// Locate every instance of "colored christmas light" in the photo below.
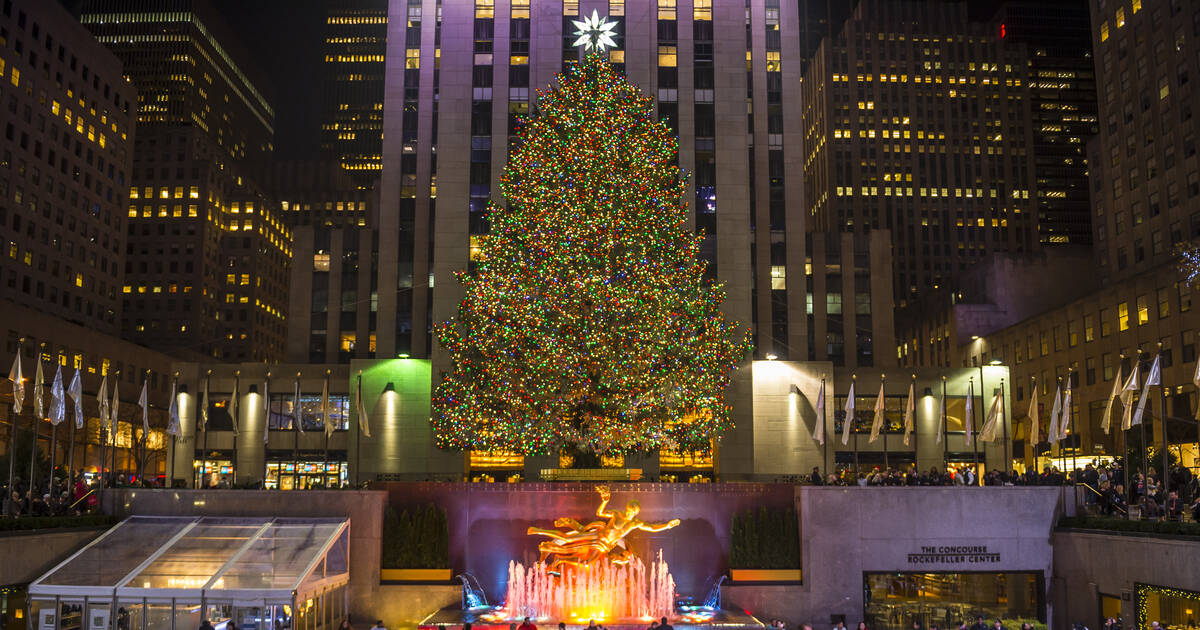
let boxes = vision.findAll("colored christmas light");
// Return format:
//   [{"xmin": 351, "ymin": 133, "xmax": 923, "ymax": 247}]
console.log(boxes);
[{"xmin": 432, "ymin": 52, "xmax": 752, "ymax": 456}]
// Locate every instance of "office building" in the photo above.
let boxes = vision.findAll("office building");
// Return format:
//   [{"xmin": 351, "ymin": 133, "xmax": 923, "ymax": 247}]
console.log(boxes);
[
  {"xmin": 803, "ymin": 0, "xmax": 1038, "ymax": 306},
  {"xmin": 322, "ymin": 0, "xmax": 387, "ymax": 189},
  {"xmin": 81, "ymin": 0, "xmax": 291, "ymax": 362}
]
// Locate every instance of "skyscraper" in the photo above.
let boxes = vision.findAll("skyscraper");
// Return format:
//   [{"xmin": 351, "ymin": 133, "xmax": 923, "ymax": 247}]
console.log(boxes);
[
  {"xmin": 81, "ymin": 0, "xmax": 291, "ymax": 361},
  {"xmin": 803, "ymin": 0, "xmax": 1038, "ymax": 306},
  {"xmin": 321, "ymin": 0, "xmax": 387, "ymax": 189}
]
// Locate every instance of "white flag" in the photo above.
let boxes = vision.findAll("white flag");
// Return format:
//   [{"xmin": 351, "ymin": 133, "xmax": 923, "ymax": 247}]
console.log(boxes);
[
  {"xmin": 1048, "ymin": 384, "xmax": 1063, "ymax": 444},
  {"xmin": 69, "ymin": 368, "xmax": 83, "ymax": 429},
  {"xmin": 935, "ymin": 393, "xmax": 946, "ymax": 444},
  {"xmin": 1101, "ymin": 365, "xmax": 1122, "ymax": 435},
  {"xmin": 230, "ymin": 375, "xmax": 240, "ymax": 436},
  {"xmin": 840, "ymin": 381, "xmax": 856, "ymax": 445},
  {"xmin": 98, "ymin": 373, "xmax": 110, "ymax": 431},
  {"xmin": 902, "ymin": 382, "xmax": 915, "ymax": 446},
  {"xmin": 49, "ymin": 364, "xmax": 66, "ymax": 426},
  {"xmin": 964, "ymin": 382, "xmax": 975, "ymax": 440},
  {"xmin": 1132, "ymin": 354, "xmax": 1161, "ymax": 427},
  {"xmin": 1027, "ymin": 383, "xmax": 1040, "ymax": 445},
  {"xmin": 1061, "ymin": 381, "xmax": 1073, "ymax": 440},
  {"xmin": 199, "ymin": 375, "xmax": 209, "ymax": 431},
  {"xmin": 34, "ymin": 355, "xmax": 45, "ymax": 419},
  {"xmin": 8, "ymin": 351, "xmax": 23, "ymax": 415},
  {"xmin": 356, "ymin": 374, "xmax": 371, "ymax": 439},
  {"xmin": 1120, "ymin": 362, "xmax": 1140, "ymax": 431},
  {"xmin": 322, "ymin": 375, "xmax": 334, "ymax": 438},
  {"xmin": 166, "ymin": 379, "xmax": 181, "ymax": 437},
  {"xmin": 1194, "ymin": 359, "xmax": 1200, "ymax": 420},
  {"xmin": 293, "ymin": 377, "xmax": 304, "ymax": 433},
  {"xmin": 980, "ymin": 389, "xmax": 1003, "ymax": 442},
  {"xmin": 869, "ymin": 381, "xmax": 885, "ymax": 443},
  {"xmin": 138, "ymin": 377, "xmax": 149, "ymax": 436}
]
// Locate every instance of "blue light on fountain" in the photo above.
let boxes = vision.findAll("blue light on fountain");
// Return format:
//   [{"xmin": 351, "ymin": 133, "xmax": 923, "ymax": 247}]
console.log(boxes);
[{"xmin": 457, "ymin": 574, "xmax": 490, "ymax": 610}]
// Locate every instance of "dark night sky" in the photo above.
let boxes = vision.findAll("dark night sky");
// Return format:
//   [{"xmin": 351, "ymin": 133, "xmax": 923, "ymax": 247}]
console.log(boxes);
[{"xmin": 211, "ymin": 0, "xmax": 327, "ymax": 159}]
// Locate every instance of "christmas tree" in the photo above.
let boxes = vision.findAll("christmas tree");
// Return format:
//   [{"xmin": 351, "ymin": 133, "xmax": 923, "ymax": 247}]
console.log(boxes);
[{"xmin": 432, "ymin": 51, "xmax": 751, "ymax": 456}]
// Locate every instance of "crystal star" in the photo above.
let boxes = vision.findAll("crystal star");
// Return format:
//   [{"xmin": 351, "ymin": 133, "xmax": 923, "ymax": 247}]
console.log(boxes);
[{"xmin": 571, "ymin": 9, "xmax": 618, "ymax": 52}]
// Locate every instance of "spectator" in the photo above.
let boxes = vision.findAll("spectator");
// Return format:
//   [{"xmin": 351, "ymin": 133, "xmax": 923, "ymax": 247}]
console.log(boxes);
[
  {"xmin": 660, "ymin": 617, "xmax": 674, "ymax": 630},
  {"xmin": 1165, "ymin": 491, "xmax": 1184, "ymax": 520},
  {"xmin": 519, "ymin": 618, "xmax": 538, "ymax": 630},
  {"xmin": 370, "ymin": 620, "xmax": 386, "ymax": 630}
]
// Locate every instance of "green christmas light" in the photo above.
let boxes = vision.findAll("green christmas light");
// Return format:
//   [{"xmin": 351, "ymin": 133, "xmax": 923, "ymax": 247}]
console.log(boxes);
[{"xmin": 431, "ymin": 52, "xmax": 751, "ymax": 456}]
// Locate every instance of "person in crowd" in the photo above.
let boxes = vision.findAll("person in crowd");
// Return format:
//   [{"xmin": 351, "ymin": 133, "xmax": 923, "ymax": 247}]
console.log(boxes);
[
  {"xmin": 856, "ymin": 622, "xmax": 868, "ymax": 630},
  {"xmin": 1101, "ymin": 617, "xmax": 1120, "ymax": 630},
  {"xmin": 646, "ymin": 621, "xmax": 659, "ymax": 630},
  {"xmin": 970, "ymin": 616, "xmax": 989, "ymax": 630},
  {"xmin": 585, "ymin": 621, "xmax": 599, "ymax": 630},
  {"xmin": 198, "ymin": 620, "xmax": 215, "ymax": 630},
  {"xmin": 518, "ymin": 618, "xmax": 537, "ymax": 630},
  {"xmin": 1165, "ymin": 490, "xmax": 1184, "ymax": 519},
  {"xmin": 833, "ymin": 621, "xmax": 847, "ymax": 630},
  {"xmin": 659, "ymin": 617, "xmax": 674, "ymax": 630},
  {"xmin": 809, "ymin": 467, "xmax": 824, "ymax": 485},
  {"xmin": 991, "ymin": 619, "xmax": 1007, "ymax": 630},
  {"xmin": 369, "ymin": 620, "xmax": 386, "ymax": 630}
]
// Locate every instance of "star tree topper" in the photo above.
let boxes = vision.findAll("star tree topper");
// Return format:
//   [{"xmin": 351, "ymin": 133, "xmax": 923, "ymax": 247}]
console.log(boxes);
[{"xmin": 572, "ymin": 10, "xmax": 618, "ymax": 52}]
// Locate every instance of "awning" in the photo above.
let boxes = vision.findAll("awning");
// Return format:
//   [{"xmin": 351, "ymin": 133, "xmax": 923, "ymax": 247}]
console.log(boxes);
[{"xmin": 29, "ymin": 516, "xmax": 350, "ymax": 605}]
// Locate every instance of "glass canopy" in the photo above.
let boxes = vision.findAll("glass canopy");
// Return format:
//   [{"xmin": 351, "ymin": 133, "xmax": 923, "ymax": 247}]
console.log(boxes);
[{"xmin": 29, "ymin": 516, "xmax": 350, "ymax": 605}]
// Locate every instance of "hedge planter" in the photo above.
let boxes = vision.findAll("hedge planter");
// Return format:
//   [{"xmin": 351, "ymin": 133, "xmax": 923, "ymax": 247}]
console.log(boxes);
[
  {"xmin": 730, "ymin": 569, "xmax": 803, "ymax": 582},
  {"xmin": 380, "ymin": 568, "xmax": 453, "ymax": 582}
]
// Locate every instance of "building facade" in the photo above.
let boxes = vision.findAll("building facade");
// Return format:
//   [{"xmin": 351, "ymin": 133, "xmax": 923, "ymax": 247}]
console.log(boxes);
[
  {"xmin": 80, "ymin": 0, "xmax": 292, "ymax": 362},
  {"xmin": 803, "ymin": 0, "xmax": 1039, "ymax": 306},
  {"xmin": 321, "ymin": 0, "xmax": 387, "ymax": 189}
]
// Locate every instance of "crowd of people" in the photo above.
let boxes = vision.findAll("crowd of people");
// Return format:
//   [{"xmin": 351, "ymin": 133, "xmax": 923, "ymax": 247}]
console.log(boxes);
[{"xmin": 1, "ymin": 471, "xmax": 101, "ymax": 518}]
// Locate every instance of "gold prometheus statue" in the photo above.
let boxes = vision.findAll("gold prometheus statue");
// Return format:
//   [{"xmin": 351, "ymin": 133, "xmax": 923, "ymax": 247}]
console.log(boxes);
[{"xmin": 527, "ymin": 485, "xmax": 681, "ymax": 571}]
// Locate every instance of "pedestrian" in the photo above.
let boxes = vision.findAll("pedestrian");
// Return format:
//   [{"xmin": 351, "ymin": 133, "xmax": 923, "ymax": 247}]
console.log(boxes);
[
  {"xmin": 857, "ymin": 622, "xmax": 868, "ymax": 630},
  {"xmin": 660, "ymin": 618, "xmax": 674, "ymax": 630},
  {"xmin": 198, "ymin": 620, "xmax": 214, "ymax": 630},
  {"xmin": 991, "ymin": 620, "xmax": 1007, "ymax": 630},
  {"xmin": 338, "ymin": 617, "xmax": 354, "ymax": 630},
  {"xmin": 971, "ymin": 616, "xmax": 988, "ymax": 630},
  {"xmin": 370, "ymin": 620, "xmax": 386, "ymax": 630},
  {"xmin": 833, "ymin": 622, "xmax": 847, "ymax": 630},
  {"xmin": 647, "ymin": 620, "xmax": 659, "ymax": 630},
  {"xmin": 519, "ymin": 617, "xmax": 538, "ymax": 630},
  {"xmin": 585, "ymin": 620, "xmax": 599, "ymax": 630}
]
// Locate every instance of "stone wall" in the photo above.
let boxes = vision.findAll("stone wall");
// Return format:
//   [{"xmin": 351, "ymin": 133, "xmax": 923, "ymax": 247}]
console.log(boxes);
[
  {"xmin": 0, "ymin": 528, "xmax": 105, "ymax": 586},
  {"xmin": 1051, "ymin": 530, "xmax": 1200, "ymax": 630}
]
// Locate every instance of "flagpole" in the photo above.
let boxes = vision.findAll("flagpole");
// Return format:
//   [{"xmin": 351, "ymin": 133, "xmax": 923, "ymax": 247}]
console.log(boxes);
[
  {"xmin": 67, "ymin": 402, "xmax": 76, "ymax": 497},
  {"xmin": 941, "ymin": 376, "xmax": 948, "ymax": 474},
  {"xmin": 294, "ymin": 371, "xmax": 301, "ymax": 491},
  {"xmin": 6, "ymin": 338, "xmax": 22, "ymax": 507},
  {"xmin": 911, "ymin": 374, "xmax": 917, "ymax": 476},
  {"xmin": 47, "ymin": 353, "xmax": 60, "ymax": 501},
  {"xmin": 323, "ymin": 369, "xmax": 331, "ymax": 486},
  {"xmin": 1069, "ymin": 368, "xmax": 1078, "ymax": 508},
  {"xmin": 852, "ymin": 374, "xmax": 860, "ymax": 479},
  {"xmin": 355, "ymin": 371, "xmax": 363, "ymax": 487},
  {"xmin": 261, "ymin": 370, "xmax": 269, "ymax": 488},
  {"xmin": 1158, "ymin": 342, "xmax": 1170, "ymax": 499},
  {"xmin": 1030, "ymin": 376, "xmax": 1037, "ymax": 475},
  {"xmin": 882, "ymin": 373, "xmax": 889, "ymax": 472},
  {"xmin": 139, "ymin": 370, "xmax": 150, "ymax": 484},
  {"xmin": 231, "ymin": 370, "xmax": 240, "ymax": 488},
  {"xmin": 820, "ymin": 375, "xmax": 827, "ymax": 479},
  {"xmin": 169, "ymin": 373, "xmax": 178, "ymax": 488},
  {"xmin": 1001, "ymin": 378, "xmax": 1009, "ymax": 473},
  {"xmin": 973, "ymin": 372, "xmax": 981, "ymax": 485},
  {"xmin": 111, "ymin": 371, "xmax": 119, "ymax": 486},
  {"xmin": 200, "ymin": 370, "xmax": 210, "ymax": 488},
  {"xmin": 1137, "ymin": 351, "xmax": 1148, "ymax": 497},
  {"xmin": 29, "ymin": 343, "xmax": 44, "ymax": 498}
]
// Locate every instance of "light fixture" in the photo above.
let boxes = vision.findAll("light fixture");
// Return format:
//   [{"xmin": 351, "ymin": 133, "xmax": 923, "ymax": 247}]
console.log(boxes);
[
  {"xmin": 397, "ymin": 353, "xmax": 410, "ymax": 359},
  {"xmin": 970, "ymin": 335, "xmax": 980, "ymax": 341},
  {"xmin": 178, "ymin": 384, "xmax": 189, "ymax": 394},
  {"xmin": 766, "ymin": 353, "xmax": 779, "ymax": 360},
  {"xmin": 789, "ymin": 384, "xmax": 802, "ymax": 396},
  {"xmin": 989, "ymin": 359, "xmax": 1002, "ymax": 365},
  {"xmin": 248, "ymin": 384, "xmax": 259, "ymax": 394},
  {"xmin": 382, "ymin": 382, "xmax": 396, "ymax": 393},
  {"xmin": 922, "ymin": 387, "xmax": 933, "ymax": 397}
]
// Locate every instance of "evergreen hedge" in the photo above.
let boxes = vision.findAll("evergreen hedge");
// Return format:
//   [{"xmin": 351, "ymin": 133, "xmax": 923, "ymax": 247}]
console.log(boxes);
[
  {"xmin": 1058, "ymin": 515, "xmax": 1200, "ymax": 537},
  {"xmin": 0, "ymin": 514, "xmax": 118, "ymax": 532},
  {"xmin": 381, "ymin": 504, "xmax": 450, "ymax": 569},
  {"xmin": 729, "ymin": 506, "xmax": 800, "ymax": 569}
]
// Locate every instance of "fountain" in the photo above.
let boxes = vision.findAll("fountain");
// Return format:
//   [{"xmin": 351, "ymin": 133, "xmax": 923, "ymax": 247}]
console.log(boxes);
[{"xmin": 418, "ymin": 486, "xmax": 765, "ymax": 630}]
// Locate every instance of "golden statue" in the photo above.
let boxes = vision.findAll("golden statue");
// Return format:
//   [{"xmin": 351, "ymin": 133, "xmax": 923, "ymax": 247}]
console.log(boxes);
[{"xmin": 527, "ymin": 485, "xmax": 681, "ymax": 571}]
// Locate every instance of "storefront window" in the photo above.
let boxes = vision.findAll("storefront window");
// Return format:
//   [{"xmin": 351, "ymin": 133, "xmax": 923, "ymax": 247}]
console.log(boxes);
[
  {"xmin": 864, "ymin": 572, "xmax": 1044, "ymax": 630},
  {"xmin": 268, "ymin": 395, "xmax": 350, "ymax": 432},
  {"xmin": 1137, "ymin": 583, "xmax": 1200, "ymax": 630},
  {"xmin": 195, "ymin": 458, "xmax": 234, "ymax": 489},
  {"xmin": 265, "ymin": 461, "xmax": 347, "ymax": 490}
]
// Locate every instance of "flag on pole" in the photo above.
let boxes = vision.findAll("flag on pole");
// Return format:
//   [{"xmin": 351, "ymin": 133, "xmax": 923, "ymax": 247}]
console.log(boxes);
[
  {"xmin": 98, "ymin": 373, "xmax": 110, "ymax": 432},
  {"xmin": 869, "ymin": 381, "xmax": 885, "ymax": 443},
  {"xmin": 199, "ymin": 374, "xmax": 210, "ymax": 431},
  {"xmin": 8, "ymin": 350, "xmax": 23, "ymax": 415},
  {"xmin": 49, "ymin": 364, "xmax": 66, "ymax": 426},
  {"xmin": 1120, "ymin": 362, "xmax": 1140, "ymax": 430},
  {"xmin": 840, "ymin": 381, "xmax": 856, "ymax": 445},
  {"xmin": 293, "ymin": 376, "xmax": 304, "ymax": 433},
  {"xmin": 1132, "ymin": 354, "xmax": 1161, "ymax": 427},
  {"xmin": 229, "ymin": 374, "xmax": 240, "ymax": 436},
  {"xmin": 69, "ymin": 368, "xmax": 83, "ymax": 429},
  {"xmin": 166, "ymin": 378, "xmax": 181, "ymax": 437},
  {"xmin": 902, "ymin": 382, "xmax": 915, "ymax": 446},
  {"xmin": 322, "ymin": 374, "xmax": 334, "ymax": 439},
  {"xmin": 34, "ymin": 354, "xmax": 45, "ymax": 419},
  {"xmin": 964, "ymin": 382, "xmax": 975, "ymax": 440},
  {"xmin": 935, "ymin": 392, "xmax": 946, "ymax": 444},
  {"xmin": 980, "ymin": 389, "xmax": 1004, "ymax": 442},
  {"xmin": 138, "ymin": 377, "xmax": 149, "ymax": 436},
  {"xmin": 1101, "ymin": 365, "xmax": 1122, "ymax": 434},
  {"xmin": 1194, "ymin": 359, "xmax": 1200, "ymax": 420},
  {"xmin": 1027, "ymin": 383, "xmax": 1040, "ymax": 445},
  {"xmin": 262, "ymin": 374, "xmax": 270, "ymax": 443},
  {"xmin": 355, "ymin": 374, "xmax": 371, "ymax": 439},
  {"xmin": 1048, "ymin": 383, "xmax": 1063, "ymax": 444}
]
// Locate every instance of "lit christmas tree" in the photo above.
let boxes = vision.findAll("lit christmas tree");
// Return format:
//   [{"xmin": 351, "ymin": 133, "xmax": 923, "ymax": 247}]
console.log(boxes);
[{"xmin": 432, "ymin": 50, "xmax": 751, "ymax": 457}]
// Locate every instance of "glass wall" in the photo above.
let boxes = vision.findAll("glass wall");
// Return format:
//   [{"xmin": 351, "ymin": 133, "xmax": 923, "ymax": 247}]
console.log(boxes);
[
  {"xmin": 265, "ymin": 461, "xmax": 347, "ymax": 490},
  {"xmin": 864, "ymin": 572, "xmax": 1044, "ymax": 630},
  {"xmin": 1137, "ymin": 583, "xmax": 1200, "ymax": 630}
]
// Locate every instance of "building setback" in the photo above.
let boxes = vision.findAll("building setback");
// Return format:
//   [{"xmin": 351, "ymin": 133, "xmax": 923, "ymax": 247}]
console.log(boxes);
[
  {"xmin": 321, "ymin": 0, "xmax": 387, "ymax": 190},
  {"xmin": 81, "ymin": 0, "xmax": 291, "ymax": 362},
  {"xmin": 803, "ymin": 0, "xmax": 1038, "ymax": 307}
]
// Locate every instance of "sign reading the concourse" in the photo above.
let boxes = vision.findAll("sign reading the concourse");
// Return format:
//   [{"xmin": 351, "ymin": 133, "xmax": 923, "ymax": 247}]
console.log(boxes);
[{"xmin": 907, "ymin": 545, "xmax": 1001, "ymax": 565}]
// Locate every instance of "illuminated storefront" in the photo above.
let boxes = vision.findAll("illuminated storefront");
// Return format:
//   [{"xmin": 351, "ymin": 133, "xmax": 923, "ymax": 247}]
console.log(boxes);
[
  {"xmin": 265, "ymin": 461, "xmax": 348, "ymax": 490},
  {"xmin": 1137, "ymin": 584, "xmax": 1200, "ymax": 630},
  {"xmin": 865, "ymin": 572, "xmax": 1045, "ymax": 630}
]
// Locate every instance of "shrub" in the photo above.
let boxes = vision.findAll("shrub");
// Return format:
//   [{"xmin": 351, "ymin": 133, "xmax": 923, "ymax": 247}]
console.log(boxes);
[
  {"xmin": 0, "ymin": 514, "xmax": 118, "ymax": 532},
  {"xmin": 381, "ymin": 504, "xmax": 450, "ymax": 568},
  {"xmin": 729, "ymin": 505, "xmax": 800, "ymax": 569}
]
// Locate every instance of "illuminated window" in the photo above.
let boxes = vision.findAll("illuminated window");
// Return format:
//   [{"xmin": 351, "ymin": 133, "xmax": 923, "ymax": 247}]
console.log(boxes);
[
  {"xmin": 340, "ymin": 333, "xmax": 356, "ymax": 352},
  {"xmin": 1118, "ymin": 302, "xmax": 1130, "ymax": 331},
  {"xmin": 1137, "ymin": 295, "xmax": 1150, "ymax": 325},
  {"xmin": 189, "ymin": 186, "xmax": 199, "ymax": 199},
  {"xmin": 766, "ymin": 51, "xmax": 781, "ymax": 72},
  {"xmin": 1116, "ymin": 8, "xmax": 1125, "ymax": 28},
  {"xmin": 406, "ymin": 48, "xmax": 420, "ymax": 69},
  {"xmin": 474, "ymin": 0, "xmax": 494, "ymax": 18},
  {"xmin": 512, "ymin": 0, "xmax": 530, "ymax": 17},
  {"xmin": 1132, "ymin": 0, "xmax": 1141, "ymax": 13},
  {"xmin": 1100, "ymin": 21, "xmax": 1109, "ymax": 41},
  {"xmin": 314, "ymin": 253, "xmax": 330, "ymax": 271},
  {"xmin": 658, "ymin": 46, "xmax": 677, "ymax": 67},
  {"xmin": 657, "ymin": 0, "xmax": 675, "ymax": 19},
  {"xmin": 770, "ymin": 266, "xmax": 786, "ymax": 290},
  {"xmin": 693, "ymin": 0, "xmax": 711, "ymax": 20}
]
